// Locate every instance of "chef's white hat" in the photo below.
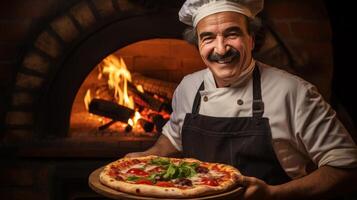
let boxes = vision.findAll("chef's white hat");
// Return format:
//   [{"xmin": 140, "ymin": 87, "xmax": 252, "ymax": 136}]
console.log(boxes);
[{"xmin": 179, "ymin": 0, "xmax": 264, "ymax": 27}]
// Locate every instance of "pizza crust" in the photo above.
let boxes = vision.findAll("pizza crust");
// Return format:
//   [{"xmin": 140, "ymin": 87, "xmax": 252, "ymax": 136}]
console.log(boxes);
[
  {"xmin": 100, "ymin": 174, "xmax": 238, "ymax": 198},
  {"xmin": 99, "ymin": 155, "xmax": 241, "ymax": 198}
]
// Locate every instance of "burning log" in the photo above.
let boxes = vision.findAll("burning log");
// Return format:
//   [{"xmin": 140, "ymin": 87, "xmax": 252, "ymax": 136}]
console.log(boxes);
[
  {"xmin": 137, "ymin": 118, "xmax": 154, "ymax": 132},
  {"xmin": 131, "ymin": 73, "xmax": 178, "ymax": 99},
  {"xmin": 89, "ymin": 98, "xmax": 135, "ymax": 123},
  {"xmin": 98, "ymin": 120, "xmax": 117, "ymax": 131},
  {"xmin": 150, "ymin": 114, "xmax": 168, "ymax": 133},
  {"xmin": 125, "ymin": 124, "xmax": 133, "ymax": 132},
  {"xmin": 127, "ymin": 82, "xmax": 167, "ymax": 112}
]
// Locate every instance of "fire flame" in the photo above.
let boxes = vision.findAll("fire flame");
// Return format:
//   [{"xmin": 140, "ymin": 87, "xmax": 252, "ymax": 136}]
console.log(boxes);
[
  {"xmin": 136, "ymin": 85, "xmax": 144, "ymax": 93},
  {"xmin": 84, "ymin": 89, "xmax": 92, "ymax": 110},
  {"xmin": 82, "ymin": 54, "xmax": 170, "ymax": 133},
  {"xmin": 128, "ymin": 111, "xmax": 141, "ymax": 127},
  {"xmin": 100, "ymin": 55, "xmax": 134, "ymax": 109}
]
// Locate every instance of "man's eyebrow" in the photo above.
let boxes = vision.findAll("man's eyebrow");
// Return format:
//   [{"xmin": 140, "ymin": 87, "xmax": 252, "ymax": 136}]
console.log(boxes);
[{"xmin": 199, "ymin": 27, "xmax": 243, "ymax": 39}]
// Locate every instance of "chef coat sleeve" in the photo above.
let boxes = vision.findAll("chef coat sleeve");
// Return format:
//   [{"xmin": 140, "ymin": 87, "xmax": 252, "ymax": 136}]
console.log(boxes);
[
  {"xmin": 295, "ymin": 83, "xmax": 357, "ymax": 168},
  {"xmin": 161, "ymin": 81, "xmax": 185, "ymax": 152}
]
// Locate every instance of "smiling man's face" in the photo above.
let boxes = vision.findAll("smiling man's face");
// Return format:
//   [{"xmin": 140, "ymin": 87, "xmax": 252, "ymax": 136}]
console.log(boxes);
[{"xmin": 197, "ymin": 12, "xmax": 254, "ymax": 87}]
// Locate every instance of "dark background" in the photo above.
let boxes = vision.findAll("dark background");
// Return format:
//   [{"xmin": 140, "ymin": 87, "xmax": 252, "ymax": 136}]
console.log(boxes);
[{"xmin": 325, "ymin": 0, "xmax": 357, "ymax": 129}]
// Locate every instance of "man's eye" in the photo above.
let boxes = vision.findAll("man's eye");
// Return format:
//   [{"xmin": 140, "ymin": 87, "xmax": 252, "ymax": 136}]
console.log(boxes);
[
  {"xmin": 201, "ymin": 37, "xmax": 213, "ymax": 42},
  {"xmin": 226, "ymin": 32, "xmax": 239, "ymax": 38}
]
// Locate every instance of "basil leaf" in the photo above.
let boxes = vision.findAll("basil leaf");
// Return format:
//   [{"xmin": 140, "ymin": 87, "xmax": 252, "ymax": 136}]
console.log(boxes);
[
  {"xmin": 189, "ymin": 162, "xmax": 199, "ymax": 168},
  {"xmin": 178, "ymin": 162, "xmax": 198, "ymax": 177},
  {"xmin": 179, "ymin": 162, "xmax": 198, "ymax": 168},
  {"xmin": 178, "ymin": 166, "xmax": 190, "ymax": 178},
  {"xmin": 150, "ymin": 160, "xmax": 200, "ymax": 180},
  {"xmin": 150, "ymin": 157, "xmax": 170, "ymax": 166},
  {"xmin": 187, "ymin": 166, "xmax": 197, "ymax": 177},
  {"xmin": 126, "ymin": 176, "xmax": 140, "ymax": 181},
  {"xmin": 163, "ymin": 164, "xmax": 178, "ymax": 180},
  {"xmin": 147, "ymin": 173, "xmax": 158, "ymax": 183}
]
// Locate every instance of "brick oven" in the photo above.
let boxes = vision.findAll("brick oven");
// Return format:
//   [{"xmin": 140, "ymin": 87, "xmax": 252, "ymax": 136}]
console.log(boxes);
[{"xmin": 0, "ymin": 0, "xmax": 355, "ymax": 200}]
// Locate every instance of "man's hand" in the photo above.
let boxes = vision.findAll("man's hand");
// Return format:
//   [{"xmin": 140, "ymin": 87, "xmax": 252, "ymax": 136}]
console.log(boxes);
[
  {"xmin": 237, "ymin": 166, "xmax": 357, "ymax": 200},
  {"xmin": 237, "ymin": 175, "xmax": 276, "ymax": 200},
  {"xmin": 125, "ymin": 151, "xmax": 152, "ymax": 158}
]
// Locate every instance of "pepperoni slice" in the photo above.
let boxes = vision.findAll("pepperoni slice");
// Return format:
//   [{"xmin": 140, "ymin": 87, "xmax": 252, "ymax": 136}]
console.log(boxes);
[
  {"xmin": 108, "ymin": 170, "xmax": 119, "ymax": 177},
  {"xmin": 127, "ymin": 168, "xmax": 149, "ymax": 176},
  {"xmin": 212, "ymin": 164, "xmax": 220, "ymax": 171},
  {"xmin": 201, "ymin": 177, "xmax": 219, "ymax": 186}
]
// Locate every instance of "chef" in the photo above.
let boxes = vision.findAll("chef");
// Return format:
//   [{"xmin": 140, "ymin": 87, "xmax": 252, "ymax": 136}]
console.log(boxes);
[{"xmin": 126, "ymin": 0, "xmax": 357, "ymax": 199}]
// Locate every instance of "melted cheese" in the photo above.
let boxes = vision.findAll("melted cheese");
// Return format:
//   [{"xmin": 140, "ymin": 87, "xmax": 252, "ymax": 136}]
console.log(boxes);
[
  {"xmin": 209, "ymin": 170, "xmax": 225, "ymax": 178},
  {"xmin": 123, "ymin": 163, "xmax": 146, "ymax": 173},
  {"xmin": 143, "ymin": 165, "xmax": 158, "ymax": 172}
]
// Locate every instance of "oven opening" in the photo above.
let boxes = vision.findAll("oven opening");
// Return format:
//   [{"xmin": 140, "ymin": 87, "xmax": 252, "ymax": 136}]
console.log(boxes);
[{"xmin": 69, "ymin": 38, "xmax": 204, "ymax": 139}]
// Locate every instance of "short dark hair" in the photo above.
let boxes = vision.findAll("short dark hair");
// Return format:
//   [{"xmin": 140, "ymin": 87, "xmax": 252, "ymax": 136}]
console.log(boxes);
[{"xmin": 183, "ymin": 16, "xmax": 262, "ymax": 45}]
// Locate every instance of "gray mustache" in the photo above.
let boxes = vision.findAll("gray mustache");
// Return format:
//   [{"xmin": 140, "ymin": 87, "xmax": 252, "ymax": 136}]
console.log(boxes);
[{"xmin": 208, "ymin": 48, "xmax": 240, "ymax": 62}]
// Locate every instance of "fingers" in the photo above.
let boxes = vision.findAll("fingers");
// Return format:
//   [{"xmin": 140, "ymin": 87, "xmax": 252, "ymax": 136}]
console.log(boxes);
[
  {"xmin": 238, "ymin": 175, "xmax": 248, "ymax": 187},
  {"xmin": 125, "ymin": 151, "xmax": 154, "ymax": 158},
  {"xmin": 238, "ymin": 175, "xmax": 257, "ymax": 187},
  {"xmin": 125, "ymin": 152, "xmax": 146, "ymax": 158},
  {"xmin": 238, "ymin": 176, "xmax": 271, "ymax": 200}
]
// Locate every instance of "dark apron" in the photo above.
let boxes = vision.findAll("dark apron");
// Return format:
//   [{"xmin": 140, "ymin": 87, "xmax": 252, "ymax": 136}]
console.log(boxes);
[{"xmin": 182, "ymin": 66, "xmax": 291, "ymax": 185}]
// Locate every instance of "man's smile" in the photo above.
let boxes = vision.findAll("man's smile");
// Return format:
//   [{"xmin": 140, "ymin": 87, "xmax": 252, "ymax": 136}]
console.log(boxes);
[
  {"xmin": 208, "ymin": 48, "xmax": 240, "ymax": 64},
  {"xmin": 216, "ymin": 54, "xmax": 238, "ymax": 64}
]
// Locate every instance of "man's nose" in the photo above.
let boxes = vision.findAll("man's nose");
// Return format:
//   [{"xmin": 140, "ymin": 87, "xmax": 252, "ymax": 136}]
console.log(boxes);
[{"xmin": 214, "ymin": 36, "xmax": 229, "ymax": 55}]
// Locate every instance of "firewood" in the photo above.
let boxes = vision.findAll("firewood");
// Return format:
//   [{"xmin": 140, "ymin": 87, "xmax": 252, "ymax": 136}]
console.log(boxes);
[
  {"xmin": 88, "ymin": 98, "xmax": 135, "ymax": 123},
  {"xmin": 125, "ymin": 124, "xmax": 133, "ymax": 132},
  {"xmin": 127, "ymin": 82, "xmax": 165, "ymax": 111},
  {"xmin": 150, "ymin": 114, "xmax": 168, "ymax": 133},
  {"xmin": 98, "ymin": 120, "xmax": 117, "ymax": 130},
  {"xmin": 137, "ymin": 118, "xmax": 154, "ymax": 132},
  {"xmin": 131, "ymin": 73, "xmax": 178, "ymax": 99}
]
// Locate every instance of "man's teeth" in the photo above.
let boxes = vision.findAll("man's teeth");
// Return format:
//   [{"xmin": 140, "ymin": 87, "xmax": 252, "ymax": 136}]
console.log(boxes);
[{"xmin": 217, "ymin": 57, "xmax": 233, "ymax": 63}]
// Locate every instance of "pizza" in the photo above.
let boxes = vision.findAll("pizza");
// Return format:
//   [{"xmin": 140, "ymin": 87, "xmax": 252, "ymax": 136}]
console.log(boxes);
[{"xmin": 99, "ymin": 155, "xmax": 241, "ymax": 198}]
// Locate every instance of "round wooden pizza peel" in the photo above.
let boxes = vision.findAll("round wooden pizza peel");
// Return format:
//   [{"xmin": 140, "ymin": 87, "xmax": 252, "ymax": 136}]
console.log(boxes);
[{"xmin": 89, "ymin": 167, "xmax": 244, "ymax": 200}]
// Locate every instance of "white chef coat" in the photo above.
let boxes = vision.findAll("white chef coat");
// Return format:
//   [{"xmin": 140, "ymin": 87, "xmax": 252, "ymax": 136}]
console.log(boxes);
[{"xmin": 162, "ymin": 59, "xmax": 357, "ymax": 179}]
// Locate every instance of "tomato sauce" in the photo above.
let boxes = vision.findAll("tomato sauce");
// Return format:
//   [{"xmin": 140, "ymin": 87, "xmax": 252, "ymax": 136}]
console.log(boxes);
[
  {"xmin": 155, "ymin": 181, "xmax": 174, "ymax": 187},
  {"xmin": 135, "ymin": 179, "xmax": 153, "ymax": 185}
]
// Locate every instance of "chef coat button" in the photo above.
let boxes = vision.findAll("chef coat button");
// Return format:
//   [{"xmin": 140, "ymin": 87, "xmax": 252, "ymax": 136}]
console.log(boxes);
[
  {"xmin": 237, "ymin": 99, "xmax": 244, "ymax": 105},
  {"xmin": 203, "ymin": 96, "xmax": 208, "ymax": 102}
]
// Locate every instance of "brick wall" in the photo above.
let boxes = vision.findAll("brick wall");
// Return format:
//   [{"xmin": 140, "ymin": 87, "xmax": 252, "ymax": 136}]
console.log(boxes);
[
  {"xmin": 115, "ymin": 39, "xmax": 204, "ymax": 83},
  {"xmin": 0, "ymin": 0, "xmax": 69, "ymax": 135},
  {"xmin": 0, "ymin": 162, "xmax": 50, "ymax": 200},
  {"xmin": 0, "ymin": 1, "xmax": 91, "ymax": 200}
]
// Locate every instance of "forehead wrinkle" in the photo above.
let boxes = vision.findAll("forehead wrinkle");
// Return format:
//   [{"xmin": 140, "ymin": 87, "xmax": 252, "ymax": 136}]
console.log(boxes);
[{"xmin": 196, "ymin": 12, "xmax": 246, "ymax": 35}]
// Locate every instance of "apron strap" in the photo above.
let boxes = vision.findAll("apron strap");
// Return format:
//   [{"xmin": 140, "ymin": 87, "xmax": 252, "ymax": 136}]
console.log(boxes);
[
  {"xmin": 252, "ymin": 65, "xmax": 264, "ymax": 118},
  {"xmin": 192, "ymin": 82, "xmax": 205, "ymax": 114}
]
